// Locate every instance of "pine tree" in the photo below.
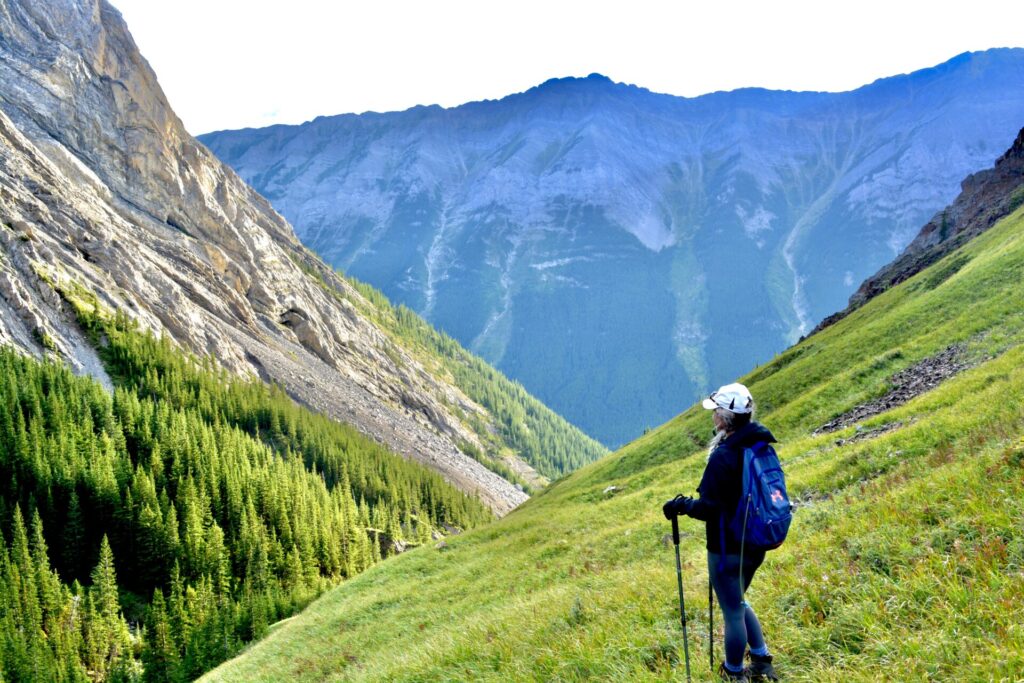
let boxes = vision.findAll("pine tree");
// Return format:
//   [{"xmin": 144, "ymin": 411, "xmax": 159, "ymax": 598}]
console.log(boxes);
[
  {"xmin": 84, "ymin": 535, "xmax": 131, "ymax": 679},
  {"xmin": 167, "ymin": 563, "xmax": 189, "ymax": 654},
  {"xmin": 62, "ymin": 489, "xmax": 86, "ymax": 582},
  {"xmin": 10, "ymin": 506, "xmax": 41, "ymax": 636},
  {"xmin": 30, "ymin": 510, "xmax": 61, "ymax": 625},
  {"xmin": 141, "ymin": 590, "xmax": 181, "ymax": 683}
]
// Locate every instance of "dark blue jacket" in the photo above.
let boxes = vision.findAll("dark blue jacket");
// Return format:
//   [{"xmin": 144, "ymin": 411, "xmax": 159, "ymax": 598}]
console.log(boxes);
[{"xmin": 688, "ymin": 421, "xmax": 777, "ymax": 553}]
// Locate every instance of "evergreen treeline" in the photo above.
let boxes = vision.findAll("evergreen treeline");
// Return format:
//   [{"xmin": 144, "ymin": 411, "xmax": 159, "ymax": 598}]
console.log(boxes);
[
  {"xmin": 0, "ymin": 312, "xmax": 491, "ymax": 681},
  {"xmin": 344, "ymin": 276, "xmax": 608, "ymax": 478}
]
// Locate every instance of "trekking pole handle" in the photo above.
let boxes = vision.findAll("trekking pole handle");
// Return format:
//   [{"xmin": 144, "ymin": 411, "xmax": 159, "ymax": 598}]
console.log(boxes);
[{"xmin": 671, "ymin": 514, "xmax": 680, "ymax": 546}]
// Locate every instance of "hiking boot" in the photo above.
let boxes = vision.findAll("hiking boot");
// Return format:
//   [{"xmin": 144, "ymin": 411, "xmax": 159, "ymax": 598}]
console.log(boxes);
[
  {"xmin": 747, "ymin": 652, "xmax": 779, "ymax": 681},
  {"xmin": 718, "ymin": 662, "xmax": 750, "ymax": 681}
]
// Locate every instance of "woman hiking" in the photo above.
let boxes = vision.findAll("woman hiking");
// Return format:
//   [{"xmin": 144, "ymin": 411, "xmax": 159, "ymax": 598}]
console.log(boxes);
[{"xmin": 663, "ymin": 382, "xmax": 780, "ymax": 681}]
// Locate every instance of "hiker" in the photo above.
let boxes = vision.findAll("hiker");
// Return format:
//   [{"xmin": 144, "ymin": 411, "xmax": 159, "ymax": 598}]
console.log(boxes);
[{"xmin": 663, "ymin": 382, "xmax": 780, "ymax": 681}]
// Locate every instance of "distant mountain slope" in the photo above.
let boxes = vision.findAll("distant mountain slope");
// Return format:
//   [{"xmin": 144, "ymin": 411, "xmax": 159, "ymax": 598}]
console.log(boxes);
[
  {"xmin": 841, "ymin": 125, "xmax": 1024, "ymax": 316},
  {"xmin": 202, "ymin": 141, "xmax": 1024, "ymax": 683},
  {"xmin": 201, "ymin": 49, "xmax": 1024, "ymax": 447},
  {"xmin": 0, "ymin": 0, "xmax": 604, "ymax": 515}
]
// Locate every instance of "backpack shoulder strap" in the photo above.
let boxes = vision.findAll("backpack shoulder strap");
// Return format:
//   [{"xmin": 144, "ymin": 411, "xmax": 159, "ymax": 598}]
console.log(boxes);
[{"xmin": 740, "ymin": 441, "xmax": 767, "ymax": 497}]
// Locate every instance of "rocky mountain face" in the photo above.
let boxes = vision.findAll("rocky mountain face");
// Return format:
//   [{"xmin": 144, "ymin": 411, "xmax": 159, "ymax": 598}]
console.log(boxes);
[
  {"xmin": 833, "ymin": 125, "xmax": 1024, "ymax": 318},
  {"xmin": 201, "ymin": 50, "xmax": 1024, "ymax": 447},
  {"xmin": 0, "ymin": 0, "xmax": 555, "ymax": 514}
]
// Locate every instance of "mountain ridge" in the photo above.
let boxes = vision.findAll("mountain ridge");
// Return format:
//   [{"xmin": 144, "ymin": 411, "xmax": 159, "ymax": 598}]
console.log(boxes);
[
  {"xmin": 201, "ymin": 48, "xmax": 1024, "ymax": 446},
  {"xmin": 200, "ymin": 49, "xmax": 1011, "ymax": 136}
]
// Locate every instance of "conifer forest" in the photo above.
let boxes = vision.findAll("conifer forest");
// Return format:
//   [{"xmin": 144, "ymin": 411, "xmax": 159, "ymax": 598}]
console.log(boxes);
[{"xmin": 0, "ymin": 310, "xmax": 491, "ymax": 681}]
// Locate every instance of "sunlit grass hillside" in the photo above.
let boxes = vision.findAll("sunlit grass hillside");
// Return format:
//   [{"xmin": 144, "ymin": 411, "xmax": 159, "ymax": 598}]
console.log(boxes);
[{"xmin": 203, "ymin": 206, "xmax": 1024, "ymax": 682}]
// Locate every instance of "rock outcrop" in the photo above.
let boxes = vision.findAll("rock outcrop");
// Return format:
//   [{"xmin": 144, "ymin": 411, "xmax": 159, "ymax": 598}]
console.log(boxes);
[
  {"xmin": 0, "ymin": 0, "xmax": 528, "ymax": 513},
  {"xmin": 816, "ymin": 126, "xmax": 1024, "ymax": 332},
  {"xmin": 849, "ymin": 126, "xmax": 1024, "ymax": 308}
]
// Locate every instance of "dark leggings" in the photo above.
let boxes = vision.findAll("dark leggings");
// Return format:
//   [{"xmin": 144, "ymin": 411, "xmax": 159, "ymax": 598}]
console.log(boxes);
[{"xmin": 708, "ymin": 550, "xmax": 767, "ymax": 668}]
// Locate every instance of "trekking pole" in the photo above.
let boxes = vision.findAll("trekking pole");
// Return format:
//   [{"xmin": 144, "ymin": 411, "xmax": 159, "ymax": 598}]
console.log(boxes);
[
  {"xmin": 709, "ymin": 578, "xmax": 714, "ymax": 671},
  {"xmin": 671, "ymin": 515, "xmax": 692, "ymax": 683}
]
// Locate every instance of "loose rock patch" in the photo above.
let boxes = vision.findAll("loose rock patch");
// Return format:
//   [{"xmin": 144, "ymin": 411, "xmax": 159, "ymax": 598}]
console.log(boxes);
[
  {"xmin": 816, "ymin": 344, "xmax": 968, "ymax": 433},
  {"xmin": 832, "ymin": 421, "xmax": 905, "ymax": 447}
]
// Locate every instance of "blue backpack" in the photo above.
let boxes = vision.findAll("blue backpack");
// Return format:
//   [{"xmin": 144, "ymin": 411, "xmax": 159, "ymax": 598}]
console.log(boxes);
[{"xmin": 727, "ymin": 441, "xmax": 792, "ymax": 551}]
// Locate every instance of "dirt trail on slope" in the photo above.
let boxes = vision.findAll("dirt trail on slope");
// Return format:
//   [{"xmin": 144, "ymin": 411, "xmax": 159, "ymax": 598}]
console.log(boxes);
[{"xmin": 815, "ymin": 344, "xmax": 968, "ymax": 434}]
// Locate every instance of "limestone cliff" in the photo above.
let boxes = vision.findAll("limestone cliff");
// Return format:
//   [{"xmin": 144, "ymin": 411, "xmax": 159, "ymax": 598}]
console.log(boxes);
[
  {"xmin": 849, "ymin": 126, "xmax": 1024, "ymax": 306},
  {"xmin": 815, "ymin": 125, "xmax": 1024, "ymax": 332},
  {"xmin": 0, "ymin": 0, "xmax": 530, "ymax": 513}
]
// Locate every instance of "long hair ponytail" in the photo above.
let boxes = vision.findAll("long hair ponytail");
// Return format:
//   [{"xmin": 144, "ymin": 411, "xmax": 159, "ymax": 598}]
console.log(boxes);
[{"xmin": 706, "ymin": 405, "xmax": 755, "ymax": 458}]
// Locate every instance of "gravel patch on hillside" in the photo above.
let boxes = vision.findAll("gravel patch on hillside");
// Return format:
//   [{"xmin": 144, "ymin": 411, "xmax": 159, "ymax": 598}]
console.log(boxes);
[{"xmin": 816, "ymin": 344, "xmax": 968, "ymax": 433}]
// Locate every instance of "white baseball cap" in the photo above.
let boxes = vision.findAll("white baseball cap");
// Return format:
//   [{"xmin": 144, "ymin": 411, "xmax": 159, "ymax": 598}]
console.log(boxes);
[{"xmin": 702, "ymin": 382, "xmax": 754, "ymax": 414}]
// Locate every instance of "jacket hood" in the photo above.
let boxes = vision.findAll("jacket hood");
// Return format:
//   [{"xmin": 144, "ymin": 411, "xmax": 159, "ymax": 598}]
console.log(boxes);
[{"xmin": 724, "ymin": 421, "xmax": 777, "ymax": 448}]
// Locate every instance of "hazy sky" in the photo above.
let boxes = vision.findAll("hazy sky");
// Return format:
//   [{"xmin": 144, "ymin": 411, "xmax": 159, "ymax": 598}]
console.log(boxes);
[{"xmin": 111, "ymin": 0, "xmax": 1024, "ymax": 135}]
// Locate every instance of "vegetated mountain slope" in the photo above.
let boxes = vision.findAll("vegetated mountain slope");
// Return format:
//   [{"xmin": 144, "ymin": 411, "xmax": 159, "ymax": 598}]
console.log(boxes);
[
  {"xmin": 201, "ymin": 49, "xmax": 1024, "ymax": 447},
  {"xmin": 0, "ymin": 315, "xmax": 495, "ymax": 681},
  {"xmin": 0, "ymin": 0, "xmax": 604, "ymax": 514},
  {"xmin": 203, "ymin": 196, "xmax": 1024, "ymax": 677}
]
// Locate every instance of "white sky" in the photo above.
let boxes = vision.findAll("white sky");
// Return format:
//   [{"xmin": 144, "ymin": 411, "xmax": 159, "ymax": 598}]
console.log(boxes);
[{"xmin": 110, "ymin": 0, "xmax": 1024, "ymax": 136}]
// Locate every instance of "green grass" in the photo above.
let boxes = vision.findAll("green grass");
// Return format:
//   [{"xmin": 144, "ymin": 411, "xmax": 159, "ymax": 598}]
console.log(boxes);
[{"xmin": 202, "ymin": 206, "xmax": 1024, "ymax": 682}]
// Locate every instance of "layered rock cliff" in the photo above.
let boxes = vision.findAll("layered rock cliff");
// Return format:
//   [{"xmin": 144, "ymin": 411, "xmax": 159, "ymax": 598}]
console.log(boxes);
[
  {"xmin": 0, "ymin": 0, "xmax": 544, "ymax": 513},
  {"xmin": 813, "ymin": 125, "xmax": 1024, "ymax": 333},
  {"xmin": 848, "ymin": 126, "xmax": 1024, "ymax": 308}
]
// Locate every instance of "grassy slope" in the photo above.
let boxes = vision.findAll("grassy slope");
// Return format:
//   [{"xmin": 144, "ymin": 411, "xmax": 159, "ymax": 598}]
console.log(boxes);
[{"xmin": 203, "ymin": 208, "xmax": 1024, "ymax": 682}]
